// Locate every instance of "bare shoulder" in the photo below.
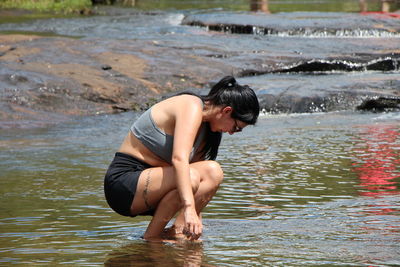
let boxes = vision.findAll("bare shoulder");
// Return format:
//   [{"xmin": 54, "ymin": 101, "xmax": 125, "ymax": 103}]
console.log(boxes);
[
  {"xmin": 151, "ymin": 94, "xmax": 203, "ymax": 126},
  {"xmin": 161, "ymin": 94, "xmax": 203, "ymax": 113},
  {"xmin": 172, "ymin": 94, "xmax": 202, "ymax": 106}
]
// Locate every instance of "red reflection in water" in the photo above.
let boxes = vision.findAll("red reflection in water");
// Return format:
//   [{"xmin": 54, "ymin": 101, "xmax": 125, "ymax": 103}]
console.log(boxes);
[{"xmin": 352, "ymin": 125, "xmax": 400, "ymax": 198}]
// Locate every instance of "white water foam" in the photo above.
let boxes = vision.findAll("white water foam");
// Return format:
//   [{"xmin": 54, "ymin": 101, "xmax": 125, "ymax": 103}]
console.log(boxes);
[
  {"xmin": 373, "ymin": 111, "xmax": 400, "ymax": 121},
  {"xmin": 166, "ymin": 13, "xmax": 185, "ymax": 26}
]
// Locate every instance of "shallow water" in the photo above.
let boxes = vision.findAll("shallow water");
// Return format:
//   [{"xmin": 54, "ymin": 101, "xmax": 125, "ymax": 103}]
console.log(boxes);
[
  {"xmin": 1, "ymin": 0, "xmax": 400, "ymax": 265},
  {"xmin": 1, "ymin": 110, "xmax": 399, "ymax": 266}
]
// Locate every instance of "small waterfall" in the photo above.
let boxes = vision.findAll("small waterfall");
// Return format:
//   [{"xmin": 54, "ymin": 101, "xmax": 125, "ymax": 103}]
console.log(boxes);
[
  {"xmin": 185, "ymin": 20, "xmax": 400, "ymax": 38},
  {"xmin": 182, "ymin": 12, "xmax": 400, "ymax": 38}
]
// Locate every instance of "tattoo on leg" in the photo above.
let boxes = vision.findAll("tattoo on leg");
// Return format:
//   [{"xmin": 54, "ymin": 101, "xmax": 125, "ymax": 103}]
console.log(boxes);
[{"xmin": 143, "ymin": 169, "xmax": 153, "ymax": 211}]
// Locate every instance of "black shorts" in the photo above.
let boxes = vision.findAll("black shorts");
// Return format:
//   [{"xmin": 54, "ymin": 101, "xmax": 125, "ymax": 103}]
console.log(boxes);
[{"xmin": 104, "ymin": 152, "xmax": 154, "ymax": 217}]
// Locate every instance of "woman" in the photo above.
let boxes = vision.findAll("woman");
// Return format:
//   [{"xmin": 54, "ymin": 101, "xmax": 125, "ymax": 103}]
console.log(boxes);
[{"xmin": 104, "ymin": 76, "xmax": 259, "ymax": 242}]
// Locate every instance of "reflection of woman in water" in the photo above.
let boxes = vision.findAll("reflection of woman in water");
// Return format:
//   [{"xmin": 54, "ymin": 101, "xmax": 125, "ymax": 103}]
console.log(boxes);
[{"xmin": 104, "ymin": 76, "xmax": 259, "ymax": 241}]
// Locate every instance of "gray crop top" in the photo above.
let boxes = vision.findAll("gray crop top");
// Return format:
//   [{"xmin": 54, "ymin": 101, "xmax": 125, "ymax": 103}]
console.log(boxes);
[{"xmin": 131, "ymin": 108, "xmax": 207, "ymax": 164}]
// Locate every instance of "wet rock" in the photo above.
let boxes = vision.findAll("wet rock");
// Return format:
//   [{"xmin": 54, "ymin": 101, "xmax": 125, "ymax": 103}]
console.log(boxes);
[
  {"xmin": 0, "ymin": 34, "xmax": 228, "ymax": 127},
  {"xmin": 366, "ymin": 58, "xmax": 400, "ymax": 71},
  {"xmin": 81, "ymin": 90, "xmax": 118, "ymax": 104},
  {"xmin": 258, "ymin": 93, "xmax": 356, "ymax": 114},
  {"xmin": 268, "ymin": 57, "xmax": 400, "ymax": 74},
  {"xmin": 1, "ymin": 9, "xmax": 400, "ymax": 128},
  {"xmin": 8, "ymin": 74, "xmax": 29, "ymax": 84},
  {"xmin": 182, "ymin": 12, "xmax": 400, "ymax": 37},
  {"xmin": 357, "ymin": 97, "xmax": 400, "ymax": 112},
  {"xmin": 278, "ymin": 60, "xmax": 362, "ymax": 73},
  {"xmin": 101, "ymin": 64, "xmax": 112, "ymax": 70},
  {"xmin": 111, "ymin": 104, "xmax": 130, "ymax": 112},
  {"xmin": 0, "ymin": 46, "xmax": 17, "ymax": 57},
  {"xmin": 249, "ymin": 68, "xmax": 400, "ymax": 114}
]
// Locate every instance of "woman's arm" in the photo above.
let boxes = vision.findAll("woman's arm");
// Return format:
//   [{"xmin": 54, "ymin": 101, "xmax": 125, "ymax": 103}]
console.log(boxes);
[{"xmin": 171, "ymin": 96, "xmax": 203, "ymax": 236}]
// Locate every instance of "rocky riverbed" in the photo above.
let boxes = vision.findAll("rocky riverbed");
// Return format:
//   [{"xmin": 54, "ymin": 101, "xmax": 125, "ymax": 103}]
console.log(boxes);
[{"xmin": 0, "ymin": 7, "xmax": 399, "ymax": 128}]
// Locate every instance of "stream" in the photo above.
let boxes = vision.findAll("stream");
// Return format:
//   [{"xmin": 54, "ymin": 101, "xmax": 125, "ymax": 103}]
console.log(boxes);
[{"xmin": 1, "ymin": 1, "xmax": 399, "ymax": 266}]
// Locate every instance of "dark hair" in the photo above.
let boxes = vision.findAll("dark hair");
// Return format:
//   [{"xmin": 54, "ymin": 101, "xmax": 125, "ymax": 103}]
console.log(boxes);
[
  {"xmin": 204, "ymin": 76, "xmax": 259, "ymax": 124},
  {"xmin": 200, "ymin": 76, "xmax": 260, "ymax": 160},
  {"xmin": 176, "ymin": 76, "xmax": 259, "ymax": 160}
]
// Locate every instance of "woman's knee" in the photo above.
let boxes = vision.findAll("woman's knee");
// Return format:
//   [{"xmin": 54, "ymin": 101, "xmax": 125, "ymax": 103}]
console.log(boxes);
[{"xmin": 203, "ymin": 161, "xmax": 224, "ymax": 186}]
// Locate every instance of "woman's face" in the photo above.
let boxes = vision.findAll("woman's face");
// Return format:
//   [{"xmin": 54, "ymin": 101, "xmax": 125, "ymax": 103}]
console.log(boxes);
[{"xmin": 210, "ymin": 106, "xmax": 247, "ymax": 135}]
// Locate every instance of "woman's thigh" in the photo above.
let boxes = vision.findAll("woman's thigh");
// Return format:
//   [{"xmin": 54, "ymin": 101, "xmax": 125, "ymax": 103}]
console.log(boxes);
[
  {"xmin": 131, "ymin": 160, "xmax": 224, "ymax": 215},
  {"xmin": 130, "ymin": 164, "xmax": 201, "ymax": 215}
]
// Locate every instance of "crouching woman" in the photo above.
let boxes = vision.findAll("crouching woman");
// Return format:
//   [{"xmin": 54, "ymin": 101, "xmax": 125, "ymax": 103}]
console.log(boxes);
[{"xmin": 104, "ymin": 76, "xmax": 259, "ymax": 241}]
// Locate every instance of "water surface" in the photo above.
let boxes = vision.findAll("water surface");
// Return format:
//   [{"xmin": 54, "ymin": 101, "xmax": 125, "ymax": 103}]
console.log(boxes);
[
  {"xmin": 1, "ymin": 1, "xmax": 400, "ymax": 266},
  {"xmin": 1, "ymin": 110, "xmax": 399, "ymax": 266}
]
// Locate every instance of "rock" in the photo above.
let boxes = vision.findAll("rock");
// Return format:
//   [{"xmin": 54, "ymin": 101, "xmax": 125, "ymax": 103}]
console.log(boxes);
[
  {"xmin": 182, "ymin": 12, "xmax": 400, "ymax": 37},
  {"xmin": 366, "ymin": 58, "xmax": 400, "ymax": 72},
  {"xmin": 101, "ymin": 64, "xmax": 112, "ymax": 70},
  {"xmin": 357, "ymin": 97, "xmax": 400, "ymax": 112},
  {"xmin": 1, "ymin": 9, "xmax": 400, "ymax": 128}
]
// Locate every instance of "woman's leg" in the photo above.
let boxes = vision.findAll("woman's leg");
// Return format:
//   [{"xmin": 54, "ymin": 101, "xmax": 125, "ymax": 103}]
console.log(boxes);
[
  {"xmin": 130, "ymin": 166, "xmax": 200, "ymax": 216},
  {"xmin": 171, "ymin": 161, "xmax": 224, "ymax": 234},
  {"xmin": 130, "ymin": 165, "xmax": 200, "ymax": 241},
  {"xmin": 130, "ymin": 160, "xmax": 223, "ymax": 241}
]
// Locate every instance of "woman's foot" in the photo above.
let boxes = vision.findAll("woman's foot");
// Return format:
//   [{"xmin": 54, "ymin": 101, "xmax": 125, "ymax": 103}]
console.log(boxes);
[
  {"xmin": 162, "ymin": 225, "xmax": 202, "ymax": 242},
  {"xmin": 162, "ymin": 225, "xmax": 185, "ymax": 239}
]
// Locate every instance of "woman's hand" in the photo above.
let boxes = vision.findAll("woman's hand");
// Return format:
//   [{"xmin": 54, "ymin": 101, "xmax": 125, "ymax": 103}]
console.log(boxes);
[{"xmin": 183, "ymin": 206, "xmax": 202, "ymax": 240}]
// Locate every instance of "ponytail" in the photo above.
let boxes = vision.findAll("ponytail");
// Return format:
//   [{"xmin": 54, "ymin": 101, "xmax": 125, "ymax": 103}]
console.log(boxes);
[{"xmin": 207, "ymin": 76, "xmax": 237, "ymax": 97}]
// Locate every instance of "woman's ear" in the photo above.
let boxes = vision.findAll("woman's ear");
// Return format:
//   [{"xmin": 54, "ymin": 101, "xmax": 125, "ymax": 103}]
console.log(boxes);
[{"xmin": 221, "ymin": 106, "xmax": 233, "ymax": 115}]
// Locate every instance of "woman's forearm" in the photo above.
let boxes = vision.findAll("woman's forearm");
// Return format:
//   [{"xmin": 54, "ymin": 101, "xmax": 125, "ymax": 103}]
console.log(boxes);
[{"xmin": 172, "ymin": 158, "xmax": 195, "ymax": 209}]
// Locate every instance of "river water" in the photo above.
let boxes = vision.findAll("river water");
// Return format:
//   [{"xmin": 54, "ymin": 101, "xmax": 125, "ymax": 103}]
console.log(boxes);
[
  {"xmin": 1, "ymin": 1, "xmax": 400, "ymax": 266},
  {"xmin": 1, "ymin": 110, "xmax": 399, "ymax": 266}
]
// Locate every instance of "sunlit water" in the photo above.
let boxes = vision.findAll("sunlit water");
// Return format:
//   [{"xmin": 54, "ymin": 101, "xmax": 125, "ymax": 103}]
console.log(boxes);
[
  {"xmin": 1, "ymin": 110, "xmax": 399, "ymax": 266},
  {"xmin": 1, "ymin": 0, "xmax": 400, "ymax": 265}
]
